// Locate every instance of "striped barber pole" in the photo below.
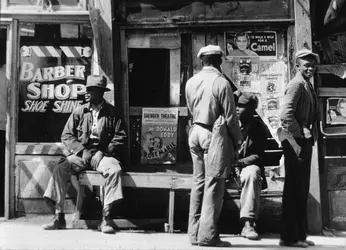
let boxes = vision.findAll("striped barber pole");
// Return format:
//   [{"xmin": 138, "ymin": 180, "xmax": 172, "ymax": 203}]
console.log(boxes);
[{"xmin": 20, "ymin": 46, "xmax": 92, "ymax": 58}]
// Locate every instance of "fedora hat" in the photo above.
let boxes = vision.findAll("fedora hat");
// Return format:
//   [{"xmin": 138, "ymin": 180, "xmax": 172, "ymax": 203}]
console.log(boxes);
[{"xmin": 86, "ymin": 75, "xmax": 110, "ymax": 92}]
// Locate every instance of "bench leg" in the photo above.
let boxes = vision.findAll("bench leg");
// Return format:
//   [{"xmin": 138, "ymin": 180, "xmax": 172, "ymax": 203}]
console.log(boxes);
[
  {"xmin": 73, "ymin": 184, "xmax": 85, "ymax": 221},
  {"xmin": 168, "ymin": 190, "xmax": 175, "ymax": 233}
]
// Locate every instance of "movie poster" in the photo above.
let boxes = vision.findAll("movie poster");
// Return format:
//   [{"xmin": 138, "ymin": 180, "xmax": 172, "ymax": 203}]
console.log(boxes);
[
  {"xmin": 141, "ymin": 108, "xmax": 178, "ymax": 164},
  {"xmin": 225, "ymin": 31, "xmax": 277, "ymax": 61},
  {"xmin": 326, "ymin": 97, "xmax": 346, "ymax": 125},
  {"xmin": 18, "ymin": 45, "xmax": 92, "ymax": 142}
]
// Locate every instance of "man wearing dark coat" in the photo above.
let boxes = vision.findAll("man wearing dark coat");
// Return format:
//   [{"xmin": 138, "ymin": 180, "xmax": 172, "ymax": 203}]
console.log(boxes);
[{"xmin": 42, "ymin": 75, "xmax": 127, "ymax": 234}]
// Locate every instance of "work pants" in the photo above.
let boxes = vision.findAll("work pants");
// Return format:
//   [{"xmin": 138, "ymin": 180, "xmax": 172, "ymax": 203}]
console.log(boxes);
[
  {"xmin": 239, "ymin": 165, "xmax": 262, "ymax": 220},
  {"xmin": 280, "ymin": 138, "xmax": 312, "ymax": 243},
  {"xmin": 44, "ymin": 154, "xmax": 123, "ymax": 212},
  {"xmin": 188, "ymin": 125, "xmax": 226, "ymax": 244}
]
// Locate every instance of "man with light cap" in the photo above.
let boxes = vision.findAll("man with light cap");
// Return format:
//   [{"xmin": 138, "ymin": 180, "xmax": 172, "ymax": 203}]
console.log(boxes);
[
  {"xmin": 185, "ymin": 45, "xmax": 242, "ymax": 247},
  {"xmin": 279, "ymin": 49, "xmax": 319, "ymax": 247},
  {"xmin": 42, "ymin": 75, "xmax": 127, "ymax": 234},
  {"xmin": 231, "ymin": 90, "xmax": 269, "ymax": 241}
]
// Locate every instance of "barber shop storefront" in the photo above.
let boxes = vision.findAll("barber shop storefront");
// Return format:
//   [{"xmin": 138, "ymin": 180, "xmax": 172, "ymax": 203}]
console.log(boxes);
[{"xmin": 2, "ymin": 0, "xmax": 345, "ymax": 234}]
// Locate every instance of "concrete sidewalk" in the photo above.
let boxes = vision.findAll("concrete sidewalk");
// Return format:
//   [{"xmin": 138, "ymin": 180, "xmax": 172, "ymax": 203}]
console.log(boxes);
[{"xmin": 0, "ymin": 216, "xmax": 345, "ymax": 250}]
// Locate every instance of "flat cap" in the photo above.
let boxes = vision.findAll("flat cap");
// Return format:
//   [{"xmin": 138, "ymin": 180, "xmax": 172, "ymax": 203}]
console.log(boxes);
[
  {"xmin": 197, "ymin": 45, "xmax": 224, "ymax": 59},
  {"xmin": 234, "ymin": 90, "xmax": 258, "ymax": 109},
  {"xmin": 295, "ymin": 49, "xmax": 320, "ymax": 63}
]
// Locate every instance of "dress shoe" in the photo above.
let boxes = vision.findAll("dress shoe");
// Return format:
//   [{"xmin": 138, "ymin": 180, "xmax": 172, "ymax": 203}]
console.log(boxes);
[
  {"xmin": 98, "ymin": 217, "xmax": 115, "ymax": 234},
  {"xmin": 279, "ymin": 240, "xmax": 308, "ymax": 248},
  {"xmin": 303, "ymin": 239, "xmax": 315, "ymax": 246},
  {"xmin": 198, "ymin": 238, "xmax": 232, "ymax": 247},
  {"xmin": 42, "ymin": 215, "xmax": 66, "ymax": 230},
  {"xmin": 241, "ymin": 220, "xmax": 260, "ymax": 240}
]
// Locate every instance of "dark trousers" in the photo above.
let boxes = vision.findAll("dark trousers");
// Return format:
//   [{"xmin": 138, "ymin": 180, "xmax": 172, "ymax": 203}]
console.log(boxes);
[{"xmin": 280, "ymin": 138, "xmax": 313, "ymax": 243}]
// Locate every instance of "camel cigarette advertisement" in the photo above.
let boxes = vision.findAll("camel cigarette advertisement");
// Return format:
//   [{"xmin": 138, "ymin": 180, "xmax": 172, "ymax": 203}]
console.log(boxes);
[
  {"xmin": 18, "ymin": 45, "xmax": 92, "ymax": 142},
  {"xmin": 224, "ymin": 31, "xmax": 277, "ymax": 61},
  {"xmin": 141, "ymin": 108, "xmax": 178, "ymax": 164},
  {"xmin": 326, "ymin": 97, "xmax": 346, "ymax": 125}
]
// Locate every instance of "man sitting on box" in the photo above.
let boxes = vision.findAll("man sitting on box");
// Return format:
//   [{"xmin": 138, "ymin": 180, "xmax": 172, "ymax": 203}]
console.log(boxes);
[
  {"xmin": 42, "ymin": 75, "xmax": 127, "ymax": 234},
  {"xmin": 231, "ymin": 90, "xmax": 269, "ymax": 240}
]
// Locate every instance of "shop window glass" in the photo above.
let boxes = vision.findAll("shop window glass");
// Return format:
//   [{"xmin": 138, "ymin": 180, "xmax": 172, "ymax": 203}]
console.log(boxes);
[
  {"xmin": 8, "ymin": 0, "xmax": 88, "ymax": 10},
  {"xmin": 18, "ymin": 23, "xmax": 92, "ymax": 142}
]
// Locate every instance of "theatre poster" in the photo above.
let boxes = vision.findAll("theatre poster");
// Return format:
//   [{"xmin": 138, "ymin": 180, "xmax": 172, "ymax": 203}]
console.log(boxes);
[
  {"xmin": 141, "ymin": 108, "xmax": 178, "ymax": 164},
  {"xmin": 18, "ymin": 45, "xmax": 92, "ymax": 142}
]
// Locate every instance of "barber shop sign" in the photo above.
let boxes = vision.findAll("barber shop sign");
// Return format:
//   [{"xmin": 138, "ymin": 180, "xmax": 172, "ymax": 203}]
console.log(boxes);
[{"xmin": 18, "ymin": 45, "xmax": 91, "ymax": 142}]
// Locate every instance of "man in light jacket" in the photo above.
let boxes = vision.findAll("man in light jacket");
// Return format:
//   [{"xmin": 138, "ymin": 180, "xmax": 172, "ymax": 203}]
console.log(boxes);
[{"xmin": 185, "ymin": 45, "xmax": 242, "ymax": 247}]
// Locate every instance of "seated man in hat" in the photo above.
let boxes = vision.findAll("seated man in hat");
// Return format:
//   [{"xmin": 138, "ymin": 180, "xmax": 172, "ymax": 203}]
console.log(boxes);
[
  {"xmin": 42, "ymin": 75, "xmax": 127, "ymax": 234},
  {"xmin": 230, "ymin": 90, "xmax": 269, "ymax": 240}
]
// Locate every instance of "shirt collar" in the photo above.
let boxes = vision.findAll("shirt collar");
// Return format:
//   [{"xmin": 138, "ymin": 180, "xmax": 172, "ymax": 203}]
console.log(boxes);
[
  {"xmin": 85, "ymin": 100, "xmax": 105, "ymax": 113},
  {"xmin": 201, "ymin": 66, "xmax": 222, "ymax": 75}
]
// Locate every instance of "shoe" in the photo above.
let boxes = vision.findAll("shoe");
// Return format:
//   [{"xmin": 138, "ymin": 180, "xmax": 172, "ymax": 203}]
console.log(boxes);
[
  {"xmin": 42, "ymin": 215, "xmax": 66, "ymax": 230},
  {"xmin": 241, "ymin": 221, "xmax": 260, "ymax": 240},
  {"xmin": 98, "ymin": 217, "xmax": 115, "ymax": 234},
  {"xmin": 279, "ymin": 240, "xmax": 308, "ymax": 248},
  {"xmin": 198, "ymin": 238, "xmax": 232, "ymax": 247},
  {"xmin": 303, "ymin": 240, "xmax": 315, "ymax": 246}
]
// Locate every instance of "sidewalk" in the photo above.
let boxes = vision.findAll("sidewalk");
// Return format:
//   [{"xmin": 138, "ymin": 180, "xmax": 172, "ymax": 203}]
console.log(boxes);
[{"xmin": 1, "ymin": 215, "xmax": 345, "ymax": 250}]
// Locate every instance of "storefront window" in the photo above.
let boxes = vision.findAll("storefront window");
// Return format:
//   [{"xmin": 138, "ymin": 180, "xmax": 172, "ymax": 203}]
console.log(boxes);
[
  {"xmin": 18, "ymin": 23, "xmax": 92, "ymax": 142},
  {"xmin": 8, "ymin": 0, "xmax": 88, "ymax": 10}
]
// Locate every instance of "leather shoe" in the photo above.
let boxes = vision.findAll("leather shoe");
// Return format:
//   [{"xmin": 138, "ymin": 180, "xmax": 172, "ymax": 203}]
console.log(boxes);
[
  {"xmin": 42, "ymin": 216, "xmax": 66, "ymax": 230},
  {"xmin": 98, "ymin": 217, "xmax": 115, "ymax": 234},
  {"xmin": 303, "ymin": 240, "xmax": 315, "ymax": 246},
  {"xmin": 198, "ymin": 238, "xmax": 232, "ymax": 247},
  {"xmin": 279, "ymin": 240, "xmax": 308, "ymax": 248},
  {"xmin": 241, "ymin": 221, "xmax": 259, "ymax": 240}
]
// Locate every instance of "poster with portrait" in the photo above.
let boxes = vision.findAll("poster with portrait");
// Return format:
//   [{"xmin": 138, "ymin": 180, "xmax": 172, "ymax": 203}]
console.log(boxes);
[
  {"xmin": 326, "ymin": 97, "xmax": 346, "ymax": 125},
  {"xmin": 141, "ymin": 108, "xmax": 178, "ymax": 164},
  {"xmin": 224, "ymin": 31, "xmax": 277, "ymax": 61},
  {"xmin": 18, "ymin": 45, "xmax": 92, "ymax": 142}
]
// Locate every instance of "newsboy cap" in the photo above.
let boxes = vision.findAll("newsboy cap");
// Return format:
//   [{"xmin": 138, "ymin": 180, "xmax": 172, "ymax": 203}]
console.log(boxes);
[
  {"xmin": 197, "ymin": 45, "xmax": 224, "ymax": 59},
  {"xmin": 234, "ymin": 90, "xmax": 258, "ymax": 109},
  {"xmin": 295, "ymin": 49, "xmax": 320, "ymax": 63},
  {"xmin": 86, "ymin": 75, "xmax": 110, "ymax": 92}
]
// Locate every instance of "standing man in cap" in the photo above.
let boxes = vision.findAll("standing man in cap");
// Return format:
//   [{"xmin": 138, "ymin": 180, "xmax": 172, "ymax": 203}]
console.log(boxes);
[
  {"xmin": 42, "ymin": 75, "xmax": 127, "ymax": 234},
  {"xmin": 231, "ymin": 90, "xmax": 269, "ymax": 241},
  {"xmin": 279, "ymin": 49, "xmax": 319, "ymax": 247},
  {"xmin": 185, "ymin": 45, "xmax": 242, "ymax": 247}
]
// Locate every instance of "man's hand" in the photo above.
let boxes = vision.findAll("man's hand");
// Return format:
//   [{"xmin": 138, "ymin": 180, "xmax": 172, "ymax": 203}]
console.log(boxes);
[
  {"xmin": 303, "ymin": 126, "xmax": 312, "ymax": 139},
  {"xmin": 81, "ymin": 148, "xmax": 97, "ymax": 165},
  {"xmin": 90, "ymin": 150, "xmax": 104, "ymax": 170}
]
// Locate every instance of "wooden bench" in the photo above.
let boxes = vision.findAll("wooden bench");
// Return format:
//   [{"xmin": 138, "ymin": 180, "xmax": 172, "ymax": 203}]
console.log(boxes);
[{"xmin": 72, "ymin": 171, "xmax": 193, "ymax": 232}]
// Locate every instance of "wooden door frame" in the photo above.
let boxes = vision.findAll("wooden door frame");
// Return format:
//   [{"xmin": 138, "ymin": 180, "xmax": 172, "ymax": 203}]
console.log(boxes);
[
  {"xmin": 3, "ymin": 17, "xmax": 18, "ymax": 219},
  {"xmin": 120, "ymin": 30, "xmax": 182, "ymax": 166}
]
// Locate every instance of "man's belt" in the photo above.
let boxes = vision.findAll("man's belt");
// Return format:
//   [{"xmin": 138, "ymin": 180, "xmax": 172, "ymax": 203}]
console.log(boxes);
[{"xmin": 193, "ymin": 122, "xmax": 213, "ymax": 131}]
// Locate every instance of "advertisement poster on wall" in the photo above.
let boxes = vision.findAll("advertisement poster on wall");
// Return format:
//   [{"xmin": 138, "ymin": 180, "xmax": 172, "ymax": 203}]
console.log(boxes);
[
  {"xmin": 224, "ymin": 31, "xmax": 277, "ymax": 61},
  {"xmin": 141, "ymin": 108, "xmax": 178, "ymax": 164},
  {"xmin": 232, "ymin": 60, "xmax": 287, "ymax": 142},
  {"xmin": 18, "ymin": 45, "xmax": 92, "ymax": 142},
  {"xmin": 326, "ymin": 97, "xmax": 346, "ymax": 125}
]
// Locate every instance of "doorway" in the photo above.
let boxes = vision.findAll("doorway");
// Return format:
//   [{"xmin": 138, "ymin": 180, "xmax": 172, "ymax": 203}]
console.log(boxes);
[
  {"xmin": 0, "ymin": 27, "xmax": 7, "ymax": 217},
  {"xmin": 128, "ymin": 48, "xmax": 170, "ymax": 107}
]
